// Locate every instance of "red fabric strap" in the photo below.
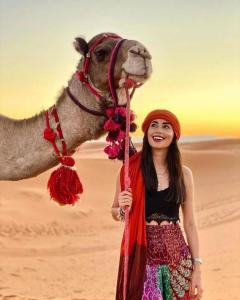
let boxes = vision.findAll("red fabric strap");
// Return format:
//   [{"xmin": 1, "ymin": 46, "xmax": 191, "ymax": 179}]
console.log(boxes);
[
  {"xmin": 84, "ymin": 34, "xmax": 121, "ymax": 74},
  {"xmin": 44, "ymin": 106, "xmax": 67, "ymax": 157},
  {"xmin": 51, "ymin": 107, "xmax": 67, "ymax": 156}
]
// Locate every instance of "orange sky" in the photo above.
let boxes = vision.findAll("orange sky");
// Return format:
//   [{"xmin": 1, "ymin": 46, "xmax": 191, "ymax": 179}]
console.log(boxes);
[{"xmin": 0, "ymin": 1, "xmax": 239, "ymax": 138}]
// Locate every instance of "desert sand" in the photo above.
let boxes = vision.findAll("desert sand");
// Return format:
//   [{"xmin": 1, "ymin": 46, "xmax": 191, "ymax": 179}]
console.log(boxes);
[{"xmin": 0, "ymin": 138, "xmax": 240, "ymax": 300}]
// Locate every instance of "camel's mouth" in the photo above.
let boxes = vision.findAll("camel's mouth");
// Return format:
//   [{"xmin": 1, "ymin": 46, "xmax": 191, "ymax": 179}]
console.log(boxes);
[
  {"xmin": 118, "ymin": 73, "xmax": 147, "ymax": 89},
  {"xmin": 115, "ymin": 57, "xmax": 152, "ymax": 105},
  {"xmin": 120, "ymin": 51, "xmax": 152, "ymax": 87},
  {"xmin": 127, "ymin": 72, "xmax": 149, "ymax": 82},
  {"xmin": 119, "ymin": 64, "xmax": 152, "ymax": 88}
]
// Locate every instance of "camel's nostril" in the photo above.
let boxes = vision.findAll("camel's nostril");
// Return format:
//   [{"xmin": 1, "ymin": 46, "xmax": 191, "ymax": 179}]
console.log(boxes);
[
  {"xmin": 129, "ymin": 49, "xmax": 139, "ymax": 55},
  {"xmin": 129, "ymin": 46, "xmax": 152, "ymax": 60}
]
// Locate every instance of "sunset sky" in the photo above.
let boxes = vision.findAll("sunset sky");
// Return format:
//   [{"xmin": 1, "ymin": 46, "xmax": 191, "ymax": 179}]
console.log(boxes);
[{"xmin": 0, "ymin": 0, "xmax": 239, "ymax": 137}]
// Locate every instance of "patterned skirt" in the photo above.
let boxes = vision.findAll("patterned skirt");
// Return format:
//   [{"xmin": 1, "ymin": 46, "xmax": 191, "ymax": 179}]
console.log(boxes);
[{"xmin": 141, "ymin": 223, "xmax": 193, "ymax": 300}]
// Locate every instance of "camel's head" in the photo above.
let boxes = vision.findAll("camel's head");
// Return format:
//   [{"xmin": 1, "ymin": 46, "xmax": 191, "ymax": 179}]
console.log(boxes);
[{"xmin": 73, "ymin": 32, "xmax": 152, "ymax": 104}]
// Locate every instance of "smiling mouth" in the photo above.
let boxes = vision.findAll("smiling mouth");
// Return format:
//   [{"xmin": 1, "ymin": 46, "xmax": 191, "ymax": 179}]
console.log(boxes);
[{"xmin": 152, "ymin": 135, "xmax": 165, "ymax": 142}]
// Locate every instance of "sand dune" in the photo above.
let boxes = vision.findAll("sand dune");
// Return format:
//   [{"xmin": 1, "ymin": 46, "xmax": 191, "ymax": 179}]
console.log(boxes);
[{"xmin": 0, "ymin": 138, "xmax": 240, "ymax": 300}]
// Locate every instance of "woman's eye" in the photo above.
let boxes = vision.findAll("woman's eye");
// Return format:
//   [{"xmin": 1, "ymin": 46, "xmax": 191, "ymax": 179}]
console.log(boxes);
[{"xmin": 150, "ymin": 123, "xmax": 169, "ymax": 128}]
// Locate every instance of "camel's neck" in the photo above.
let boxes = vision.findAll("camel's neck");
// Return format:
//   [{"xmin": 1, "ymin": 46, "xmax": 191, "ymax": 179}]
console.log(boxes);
[
  {"xmin": 55, "ymin": 75, "xmax": 108, "ymax": 150},
  {"xmin": 0, "ymin": 75, "xmax": 109, "ymax": 180}
]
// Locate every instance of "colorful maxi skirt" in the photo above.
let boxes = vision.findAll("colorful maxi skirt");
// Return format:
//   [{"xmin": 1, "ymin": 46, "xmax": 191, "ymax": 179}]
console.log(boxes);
[{"xmin": 141, "ymin": 223, "xmax": 193, "ymax": 300}]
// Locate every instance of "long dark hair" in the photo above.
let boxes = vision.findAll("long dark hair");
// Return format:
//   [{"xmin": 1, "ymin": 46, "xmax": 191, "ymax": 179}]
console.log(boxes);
[{"xmin": 140, "ymin": 132, "xmax": 186, "ymax": 205}]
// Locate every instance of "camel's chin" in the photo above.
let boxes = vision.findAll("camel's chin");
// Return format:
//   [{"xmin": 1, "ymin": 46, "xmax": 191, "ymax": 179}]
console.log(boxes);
[
  {"xmin": 118, "ymin": 73, "xmax": 149, "ymax": 88},
  {"xmin": 127, "ymin": 73, "xmax": 149, "ymax": 84}
]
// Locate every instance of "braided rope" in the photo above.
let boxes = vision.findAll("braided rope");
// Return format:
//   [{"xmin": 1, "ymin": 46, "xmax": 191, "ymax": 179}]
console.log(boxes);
[{"xmin": 123, "ymin": 85, "xmax": 131, "ymax": 300}]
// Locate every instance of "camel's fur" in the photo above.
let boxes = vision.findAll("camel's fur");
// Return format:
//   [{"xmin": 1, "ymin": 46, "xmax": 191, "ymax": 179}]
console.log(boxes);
[{"xmin": 0, "ymin": 33, "xmax": 152, "ymax": 180}]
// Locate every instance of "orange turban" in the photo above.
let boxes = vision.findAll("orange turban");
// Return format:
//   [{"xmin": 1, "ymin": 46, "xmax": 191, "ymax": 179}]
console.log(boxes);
[{"xmin": 141, "ymin": 109, "xmax": 181, "ymax": 141}]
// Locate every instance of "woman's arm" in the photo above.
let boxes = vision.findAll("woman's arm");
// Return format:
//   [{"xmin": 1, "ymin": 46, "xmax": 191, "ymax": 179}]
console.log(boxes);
[
  {"xmin": 181, "ymin": 165, "xmax": 204, "ymax": 298},
  {"xmin": 181, "ymin": 165, "xmax": 201, "ymax": 271}
]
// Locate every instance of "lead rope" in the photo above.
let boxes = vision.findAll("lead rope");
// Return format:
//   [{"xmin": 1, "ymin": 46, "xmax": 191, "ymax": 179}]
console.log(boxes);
[{"xmin": 123, "ymin": 80, "xmax": 134, "ymax": 300}]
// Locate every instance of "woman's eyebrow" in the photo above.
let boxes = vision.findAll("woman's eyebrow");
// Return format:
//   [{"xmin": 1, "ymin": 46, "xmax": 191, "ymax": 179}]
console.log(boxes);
[{"xmin": 151, "ymin": 121, "xmax": 170, "ymax": 125}]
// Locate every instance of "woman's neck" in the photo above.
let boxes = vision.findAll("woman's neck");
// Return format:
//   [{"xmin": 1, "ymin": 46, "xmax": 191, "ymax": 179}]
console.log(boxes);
[{"xmin": 152, "ymin": 148, "xmax": 168, "ymax": 169}]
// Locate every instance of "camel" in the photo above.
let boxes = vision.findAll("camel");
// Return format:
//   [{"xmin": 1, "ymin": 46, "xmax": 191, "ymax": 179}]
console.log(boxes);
[{"xmin": 0, "ymin": 33, "xmax": 152, "ymax": 181}]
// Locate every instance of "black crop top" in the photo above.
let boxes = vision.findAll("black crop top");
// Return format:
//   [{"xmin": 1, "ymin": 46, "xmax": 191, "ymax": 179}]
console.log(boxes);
[{"xmin": 145, "ymin": 187, "xmax": 180, "ymax": 225}]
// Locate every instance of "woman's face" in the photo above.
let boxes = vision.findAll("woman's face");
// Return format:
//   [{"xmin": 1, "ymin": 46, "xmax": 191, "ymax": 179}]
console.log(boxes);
[{"xmin": 147, "ymin": 118, "xmax": 175, "ymax": 149}]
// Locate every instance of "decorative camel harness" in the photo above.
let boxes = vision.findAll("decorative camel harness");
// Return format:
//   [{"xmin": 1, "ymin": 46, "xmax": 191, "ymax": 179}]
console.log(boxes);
[{"xmin": 43, "ymin": 33, "xmax": 141, "ymax": 300}]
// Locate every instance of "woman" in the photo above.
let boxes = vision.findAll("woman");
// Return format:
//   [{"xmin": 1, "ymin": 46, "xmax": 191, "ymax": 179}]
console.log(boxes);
[{"xmin": 111, "ymin": 109, "xmax": 203, "ymax": 300}]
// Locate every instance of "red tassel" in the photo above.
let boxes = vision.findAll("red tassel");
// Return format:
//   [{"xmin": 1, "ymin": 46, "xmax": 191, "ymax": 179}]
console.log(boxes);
[{"xmin": 47, "ymin": 156, "xmax": 83, "ymax": 205}]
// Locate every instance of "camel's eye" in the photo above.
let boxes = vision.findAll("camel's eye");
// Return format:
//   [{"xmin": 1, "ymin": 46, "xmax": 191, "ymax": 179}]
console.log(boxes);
[{"xmin": 94, "ymin": 47, "xmax": 111, "ymax": 61}]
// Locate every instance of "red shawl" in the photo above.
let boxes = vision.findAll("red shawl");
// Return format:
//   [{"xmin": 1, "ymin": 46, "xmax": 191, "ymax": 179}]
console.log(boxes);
[{"xmin": 116, "ymin": 150, "xmax": 147, "ymax": 300}]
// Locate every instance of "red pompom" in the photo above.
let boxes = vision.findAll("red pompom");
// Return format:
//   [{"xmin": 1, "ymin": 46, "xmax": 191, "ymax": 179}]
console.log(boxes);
[
  {"xmin": 106, "ymin": 107, "xmax": 115, "ymax": 117},
  {"xmin": 43, "ymin": 128, "xmax": 57, "ymax": 142},
  {"xmin": 103, "ymin": 119, "xmax": 121, "ymax": 131},
  {"xmin": 47, "ymin": 164, "xmax": 83, "ymax": 205}
]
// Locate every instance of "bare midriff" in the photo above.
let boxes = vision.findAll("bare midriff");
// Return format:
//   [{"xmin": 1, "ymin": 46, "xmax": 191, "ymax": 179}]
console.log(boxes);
[{"xmin": 145, "ymin": 220, "xmax": 179, "ymax": 226}]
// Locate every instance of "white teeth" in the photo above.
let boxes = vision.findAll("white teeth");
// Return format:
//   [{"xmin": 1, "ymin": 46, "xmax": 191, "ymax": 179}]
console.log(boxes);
[{"xmin": 152, "ymin": 136, "xmax": 164, "ymax": 141}]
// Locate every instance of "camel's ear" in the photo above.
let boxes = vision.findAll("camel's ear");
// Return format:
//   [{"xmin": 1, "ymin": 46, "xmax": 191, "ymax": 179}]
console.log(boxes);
[{"xmin": 73, "ymin": 37, "xmax": 89, "ymax": 56}]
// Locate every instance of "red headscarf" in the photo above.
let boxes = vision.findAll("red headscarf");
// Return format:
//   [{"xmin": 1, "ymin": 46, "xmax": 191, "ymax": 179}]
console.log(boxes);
[{"xmin": 141, "ymin": 109, "xmax": 181, "ymax": 141}]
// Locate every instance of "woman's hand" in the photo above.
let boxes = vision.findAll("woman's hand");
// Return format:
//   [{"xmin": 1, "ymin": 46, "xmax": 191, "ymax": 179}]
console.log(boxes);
[
  {"xmin": 118, "ymin": 187, "xmax": 133, "ymax": 212},
  {"xmin": 189, "ymin": 268, "xmax": 204, "ymax": 299}
]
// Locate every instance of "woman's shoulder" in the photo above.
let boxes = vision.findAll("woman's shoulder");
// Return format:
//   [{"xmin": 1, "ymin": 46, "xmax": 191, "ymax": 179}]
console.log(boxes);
[
  {"xmin": 182, "ymin": 164, "xmax": 192, "ymax": 174},
  {"xmin": 182, "ymin": 165, "xmax": 194, "ymax": 184}
]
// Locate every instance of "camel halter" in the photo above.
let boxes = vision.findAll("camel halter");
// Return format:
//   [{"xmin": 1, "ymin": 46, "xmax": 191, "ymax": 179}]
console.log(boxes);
[
  {"xmin": 43, "ymin": 33, "xmax": 140, "ymax": 300},
  {"xmin": 66, "ymin": 33, "xmax": 141, "ymax": 113}
]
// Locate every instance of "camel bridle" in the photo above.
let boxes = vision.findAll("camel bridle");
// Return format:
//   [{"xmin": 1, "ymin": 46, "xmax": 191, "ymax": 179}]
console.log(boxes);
[
  {"xmin": 66, "ymin": 33, "xmax": 142, "ymax": 117},
  {"xmin": 43, "ymin": 33, "xmax": 140, "ymax": 161}
]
